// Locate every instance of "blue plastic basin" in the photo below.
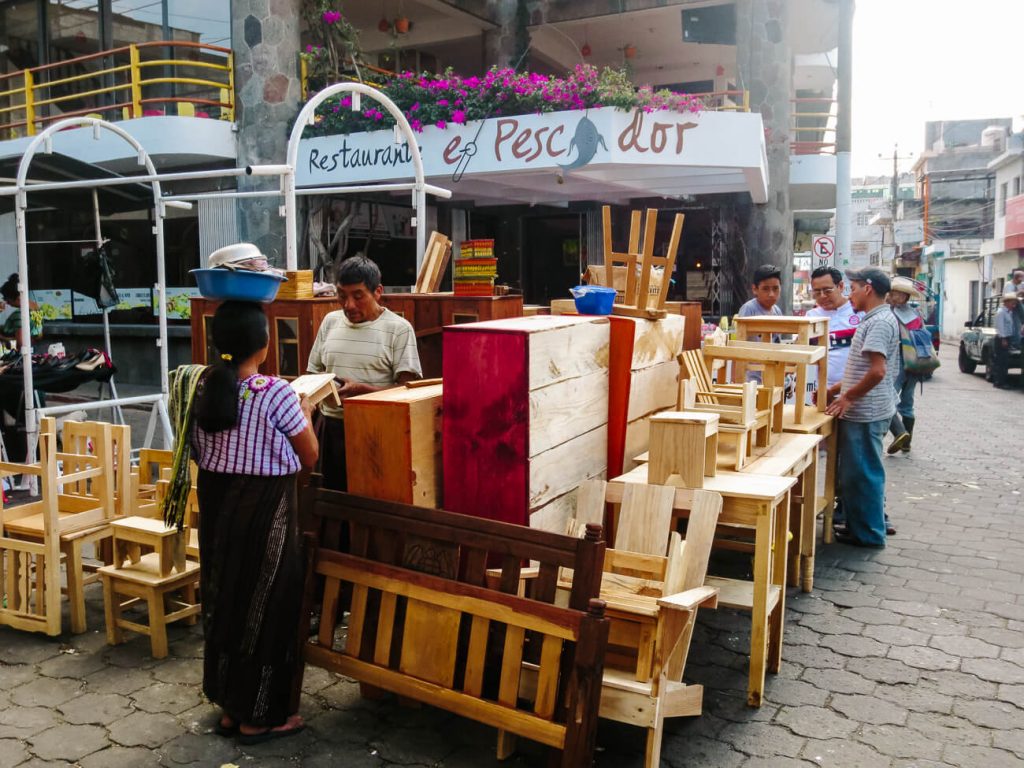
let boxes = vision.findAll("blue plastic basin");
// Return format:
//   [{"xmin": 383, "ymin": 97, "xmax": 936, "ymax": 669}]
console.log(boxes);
[
  {"xmin": 190, "ymin": 268, "xmax": 287, "ymax": 303},
  {"xmin": 570, "ymin": 285, "xmax": 616, "ymax": 315}
]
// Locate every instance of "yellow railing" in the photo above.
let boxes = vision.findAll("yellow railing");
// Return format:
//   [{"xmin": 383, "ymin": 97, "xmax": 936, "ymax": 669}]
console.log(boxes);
[
  {"xmin": 791, "ymin": 96, "xmax": 836, "ymax": 155},
  {"xmin": 692, "ymin": 89, "xmax": 750, "ymax": 112},
  {"xmin": 299, "ymin": 57, "xmax": 396, "ymax": 101},
  {"xmin": 0, "ymin": 41, "xmax": 234, "ymax": 140}
]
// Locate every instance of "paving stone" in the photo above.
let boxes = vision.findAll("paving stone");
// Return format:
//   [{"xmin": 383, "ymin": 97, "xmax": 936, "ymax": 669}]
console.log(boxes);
[
  {"xmin": 159, "ymin": 732, "xmax": 239, "ymax": 766},
  {"xmin": 962, "ymin": 658, "xmax": 1024, "ymax": 685},
  {"xmin": 150, "ymin": 658, "xmax": 203, "ymax": 685},
  {"xmin": 301, "ymin": 665, "xmax": 338, "ymax": 695},
  {"xmin": 660, "ymin": 735, "xmax": 745, "ymax": 768},
  {"xmin": 855, "ymin": 724, "xmax": 944, "ymax": 761},
  {"xmin": 873, "ymin": 683, "xmax": 954, "ymax": 715},
  {"xmin": 755, "ymin": 679, "xmax": 827, "ymax": 708},
  {"xmin": 797, "ymin": 614, "xmax": 865, "ymax": 636},
  {"xmin": 800, "ymin": 668, "xmax": 876, "ymax": 695},
  {"xmin": 719, "ymin": 721, "xmax": 806, "ymax": 759},
  {"xmin": 9, "ymin": 677, "xmax": 83, "ymax": 709},
  {"xmin": 103, "ymin": 641, "xmax": 161, "ymax": 670},
  {"xmin": 369, "ymin": 726, "xmax": 455, "ymax": 765},
  {"xmin": 845, "ymin": 657, "xmax": 921, "ymax": 685},
  {"xmin": 971, "ymin": 626, "xmax": 1024, "ymax": 648},
  {"xmin": 775, "ymin": 706, "xmax": 856, "ymax": 740},
  {"xmin": 952, "ymin": 698, "xmax": 1024, "ymax": 729},
  {"xmin": 0, "ymin": 708, "xmax": 57, "ymax": 740},
  {"xmin": 996, "ymin": 684, "xmax": 1024, "ymax": 709},
  {"xmin": 840, "ymin": 607, "xmax": 902, "ymax": 625},
  {"xmin": 741, "ymin": 757, "xmax": 819, "ymax": 767},
  {"xmin": 0, "ymin": 664, "xmax": 36, "ymax": 689},
  {"xmin": 27, "ymin": 724, "xmax": 107, "ymax": 762},
  {"xmin": 1001, "ymin": 646, "xmax": 1024, "ymax": 666},
  {"xmin": 887, "ymin": 645, "xmax": 961, "ymax": 671},
  {"xmin": 302, "ymin": 748, "xmax": 384, "ymax": 768},
  {"xmin": 108, "ymin": 712, "xmax": 181, "ymax": 748},
  {"xmin": 905, "ymin": 712, "xmax": 992, "ymax": 747},
  {"xmin": 0, "ymin": 738, "xmax": 28, "ymax": 768},
  {"xmin": 818, "ymin": 590, "xmax": 880, "ymax": 609},
  {"xmin": 0, "ymin": 632, "xmax": 62, "ymax": 665},
  {"xmin": 862, "ymin": 623, "xmax": 932, "ymax": 647},
  {"xmin": 306, "ymin": 708, "xmax": 383, "ymax": 746},
  {"xmin": 929, "ymin": 634, "xmax": 1001, "ymax": 659},
  {"xmin": 131, "ymin": 682, "xmax": 201, "ymax": 715},
  {"xmin": 800, "ymin": 738, "xmax": 887, "ymax": 768},
  {"xmin": 941, "ymin": 744, "xmax": 1022, "ymax": 767},
  {"xmin": 992, "ymin": 730, "xmax": 1024, "ymax": 759},
  {"xmin": 36, "ymin": 649, "xmax": 106, "ymax": 680},
  {"xmin": 818, "ymin": 634, "xmax": 888, "ymax": 658},
  {"xmin": 80, "ymin": 746, "xmax": 163, "ymax": 768},
  {"xmin": 83, "ymin": 666, "xmax": 153, "ymax": 695},
  {"xmin": 830, "ymin": 694, "xmax": 908, "ymax": 725},
  {"xmin": 58, "ymin": 692, "xmax": 133, "ymax": 725}
]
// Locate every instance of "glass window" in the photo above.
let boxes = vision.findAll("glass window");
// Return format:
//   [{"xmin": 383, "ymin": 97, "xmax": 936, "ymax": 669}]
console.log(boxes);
[
  {"xmin": 0, "ymin": 1, "xmax": 42, "ymax": 73},
  {"xmin": 111, "ymin": 0, "xmax": 165, "ymax": 45},
  {"xmin": 1000, "ymin": 182, "xmax": 1008, "ymax": 216},
  {"xmin": 1013, "ymin": 176, "xmax": 1021, "ymax": 198},
  {"xmin": 168, "ymin": 0, "xmax": 230, "ymax": 47}
]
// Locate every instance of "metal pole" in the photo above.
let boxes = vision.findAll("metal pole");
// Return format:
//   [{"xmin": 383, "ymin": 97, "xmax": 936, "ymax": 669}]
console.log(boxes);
[
  {"xmin": 93, "ymin": 188, "xmax": 124, "ymax": 425},
  {"xmin": 14, "ymin": 190, "xmax": 35, "ymax": 461},
  {"xmin": 834, "ymin": 0, "xmax": 854, "ymax": 272}
]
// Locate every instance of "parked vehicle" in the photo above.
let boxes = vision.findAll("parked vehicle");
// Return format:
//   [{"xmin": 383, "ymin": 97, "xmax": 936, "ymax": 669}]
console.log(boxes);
[{"xmin": 959, "ymin": 296, "xmax": 1022, "ymax": 378}]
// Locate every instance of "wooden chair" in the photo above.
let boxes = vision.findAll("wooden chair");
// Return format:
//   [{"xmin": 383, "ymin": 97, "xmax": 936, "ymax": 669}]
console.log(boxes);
[
  {"xmin": 154, "ymin": 475, "xmax": 200, "ymax": 561},
  {"xmin": 99, "ymin": 516, "xmax": 200, "ymax": 658},
  {"xmin": 0, "ymin": 432, "xmax": 63, "ymax": 636},
  {"xmin": 3, "ymin": 418, "xmax": 119, "ymax": 633},
  {"xmin": 679, "ymin": 379, "xmax": 758, "ymax": 470},
  {"xmin": 131, "ymin": 448, "xmax": 175, "ymax": 517},
  {"xmin": 601, "ymin": 205, "xmax": 684, "ymax": 319},
  {"xmin": 550, "ymin": 479, "xmax": 722, "ymax": 768}
]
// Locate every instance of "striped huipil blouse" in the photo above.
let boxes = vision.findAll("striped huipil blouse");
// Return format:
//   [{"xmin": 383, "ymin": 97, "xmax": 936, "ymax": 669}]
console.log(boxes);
[{"xmin": 192, "ymin": 374, "xmax": 308, "ymax": 476}]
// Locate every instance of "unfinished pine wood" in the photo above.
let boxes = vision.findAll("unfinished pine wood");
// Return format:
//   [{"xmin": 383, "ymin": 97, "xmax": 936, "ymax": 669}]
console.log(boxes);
[
  {"xmin": 289, "ymin": 373, "xmax": 341, "ymax": 408},
  {"xmin": 648, "ymin": 411, "xmax": 720, "ymax": 488},
  {"xmin": 414, "ymin": 231, "xmax": 453, "ymax": 293},
  {"xmin": 345, "ymin": 383, "xmax": 443, "ymax": 508},
  {"xmin": 627, "ymin": 361, "xmax": 681, "ymax": 422}
]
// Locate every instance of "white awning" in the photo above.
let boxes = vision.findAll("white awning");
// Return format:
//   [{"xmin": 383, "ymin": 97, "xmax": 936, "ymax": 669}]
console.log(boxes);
[{"xmin": 297, "ymin": 106, "xmax": 768, "ymax": 206}]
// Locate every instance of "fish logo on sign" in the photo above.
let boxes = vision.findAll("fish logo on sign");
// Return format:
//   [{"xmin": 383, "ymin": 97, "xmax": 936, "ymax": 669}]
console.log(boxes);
[
  {"xmin": 560, "ymin": 115, "xmax": 608, "ymax": 170},
  {"xmin": 813, "ymin": 236, "xmax": 835, "ymax": 267}
]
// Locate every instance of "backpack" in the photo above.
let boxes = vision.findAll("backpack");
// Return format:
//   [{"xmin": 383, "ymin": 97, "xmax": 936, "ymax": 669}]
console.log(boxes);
[{"xmin": 899, "ymin": 322, "xmax": 940, "ymax": 377}]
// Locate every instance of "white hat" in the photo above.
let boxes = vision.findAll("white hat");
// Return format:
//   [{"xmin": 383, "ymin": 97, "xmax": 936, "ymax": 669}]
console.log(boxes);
[
  {"xmin": 1003, "ymin": 287, "xmax": 1020, "ymax": 301},
  {"xmin": 208, "ymin": 243, "xmax": 264, "ymax": 269},
  {"xmin": 889, "ymin": 276, "xmax": 924, "ymax": 300}
]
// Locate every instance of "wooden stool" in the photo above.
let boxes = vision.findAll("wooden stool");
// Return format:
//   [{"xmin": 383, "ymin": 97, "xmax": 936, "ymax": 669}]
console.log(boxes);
[
  {"xmin": 99, "ymin": 553, "xmax": 200, "ymax": 659},
  {"xmin": 648, "ymin": 412, "xmax": 719, "ymax": 488},
  {"xmin": 110, "ymin": 517, "xmax": 186, "ymax": 576}
]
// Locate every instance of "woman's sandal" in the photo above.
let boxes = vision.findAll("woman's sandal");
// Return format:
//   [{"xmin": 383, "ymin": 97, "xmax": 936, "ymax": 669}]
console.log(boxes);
[
  {"xmin": 213, "ymin": 715, "xmax": 238, "ymax": 737},
  {"xmin": 237, "ymin": 724, "xmax": 306, "ymax": 745}
]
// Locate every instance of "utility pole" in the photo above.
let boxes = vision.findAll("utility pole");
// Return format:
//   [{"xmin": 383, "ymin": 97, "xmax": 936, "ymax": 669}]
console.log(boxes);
[
  {"xmin": 834, "ymin": 0, "xmax": 853, "ymax": 271},
  {"xmin": 880, "ymin": 144, "xmax": 914, "ymax": 268}
]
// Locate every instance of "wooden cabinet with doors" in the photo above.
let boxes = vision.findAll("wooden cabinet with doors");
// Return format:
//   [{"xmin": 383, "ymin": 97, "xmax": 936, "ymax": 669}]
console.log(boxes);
[
  {"xmin": 189, "ymin": 297, "xmax": 340, "ymax": 378},
  {"xmin": 379, "ymin": 293, "xmax": 523, "ymax": 378}
]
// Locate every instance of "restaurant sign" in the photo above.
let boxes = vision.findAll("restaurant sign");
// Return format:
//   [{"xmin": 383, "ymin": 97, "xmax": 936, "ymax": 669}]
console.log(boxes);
[{"xmin": 297, "ymin": 106, "xmax": 768, "ymax": 202}]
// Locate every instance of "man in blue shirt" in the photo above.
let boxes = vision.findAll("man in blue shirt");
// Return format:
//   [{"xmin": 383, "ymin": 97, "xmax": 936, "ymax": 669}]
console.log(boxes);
[{"xmin": 993, "ymin": 289, "xmax": 1021, "ymax": 390}]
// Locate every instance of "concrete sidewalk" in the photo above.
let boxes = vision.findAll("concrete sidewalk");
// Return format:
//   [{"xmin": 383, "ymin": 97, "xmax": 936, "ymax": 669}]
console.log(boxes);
[{"xmin": 1, "ymin": 344, "xmax": 1022, "ymax": 767}]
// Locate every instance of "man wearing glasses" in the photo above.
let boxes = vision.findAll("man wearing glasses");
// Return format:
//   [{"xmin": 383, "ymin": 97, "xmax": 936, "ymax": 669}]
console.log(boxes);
[{"xmin": 805, "ymin": 266, "xmax": 862, "ymax": 400}]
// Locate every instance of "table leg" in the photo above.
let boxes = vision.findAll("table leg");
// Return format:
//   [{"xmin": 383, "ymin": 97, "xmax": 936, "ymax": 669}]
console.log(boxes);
[
  {"xmin": 800, "ymin": 451, "xmax": 818, "ymax": 592},
  {"xmin": 823, "ymin": 427, "xmax": 837, "ymax": 544},
  {"xmin": 64, "ymin": 541, "xmax": 87, "ymax": 634},
  {"xmin": 767, "ymin": 492, "xmax": 789, "ymax": 674},
  {"xmin": 747, "ymin": 506, "xmax": 772, "ymax": 707}
]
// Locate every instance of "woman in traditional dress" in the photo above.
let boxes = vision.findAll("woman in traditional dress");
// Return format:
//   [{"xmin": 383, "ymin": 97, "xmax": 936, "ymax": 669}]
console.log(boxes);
[{"xmin": 191, "ymin": 300, "xmax": 318, "ymax": 744}]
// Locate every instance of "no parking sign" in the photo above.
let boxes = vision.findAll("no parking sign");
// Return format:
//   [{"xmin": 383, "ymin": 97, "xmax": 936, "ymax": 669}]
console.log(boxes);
[{"xmin": 812, "ymin": 235, "xmax": 835, "ymax": 267}]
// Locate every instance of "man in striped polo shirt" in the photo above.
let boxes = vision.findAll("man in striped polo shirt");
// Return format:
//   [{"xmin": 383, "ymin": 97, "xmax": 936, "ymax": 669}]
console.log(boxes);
[
  {"xmin": 825, "ymin": 267, "xmax": 900, "ymax": 548},
  {"xmin": 307, "ymin": 256, "xmax": 422, "ymax": 490}
]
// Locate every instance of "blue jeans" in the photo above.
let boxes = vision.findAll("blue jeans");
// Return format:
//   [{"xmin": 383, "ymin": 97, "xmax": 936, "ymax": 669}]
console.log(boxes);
[
  {"xmin": 837, "ymin": 418, "xmax": 889, "ymax": 546},
  {"xmin": 889, "ymin": 371, "xmax": 916, "ymax": 436}
]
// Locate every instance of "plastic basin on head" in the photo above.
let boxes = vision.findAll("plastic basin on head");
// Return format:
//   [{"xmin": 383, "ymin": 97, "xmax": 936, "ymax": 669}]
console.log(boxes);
[
  {"xmin": 570, "ymin": 285, "xmax": 616, "ymax": 315},
  {"xmin": 190, "ymin": 269, "xmax": 287, "ymax": 303}
]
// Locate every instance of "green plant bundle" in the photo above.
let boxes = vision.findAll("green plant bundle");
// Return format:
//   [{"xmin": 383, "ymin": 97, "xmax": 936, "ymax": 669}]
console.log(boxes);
[{"xmin": 162, "ymin": 364, "xmax": 206, "ymax": 530}]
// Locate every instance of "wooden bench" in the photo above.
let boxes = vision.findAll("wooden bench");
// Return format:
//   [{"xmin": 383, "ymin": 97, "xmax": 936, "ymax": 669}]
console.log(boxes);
[{"xmin": 300, "ymin": 488, "xmax": 610, "ymax": 767}]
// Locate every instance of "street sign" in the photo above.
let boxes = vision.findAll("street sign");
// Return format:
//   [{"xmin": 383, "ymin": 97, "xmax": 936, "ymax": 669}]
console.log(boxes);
[{"xmin": 812, "ymin": 235, "xmax": 835, "ymax": 267}]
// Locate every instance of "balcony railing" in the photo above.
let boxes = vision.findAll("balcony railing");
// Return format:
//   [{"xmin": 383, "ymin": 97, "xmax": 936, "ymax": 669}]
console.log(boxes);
[
  {"xmin": 0, "ymin": 41, "xmax": 234, "ymax": 140},
  {"xmin": 791, "ymin": 96, "xmax": 836, "ymax": 155}
]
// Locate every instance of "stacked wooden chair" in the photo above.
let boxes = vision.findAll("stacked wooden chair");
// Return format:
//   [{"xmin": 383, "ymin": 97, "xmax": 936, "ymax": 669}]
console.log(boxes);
[
  {"xmin": 129, "ymin": 448, "xmax": 174, "ymax": 517},
  {"xmin": 601, "ymin": 205, "xmax": 684, "ymax": 320},
  {"xmin": 1, "ymin": 418, "xmax": 120, "ymax": 634}
]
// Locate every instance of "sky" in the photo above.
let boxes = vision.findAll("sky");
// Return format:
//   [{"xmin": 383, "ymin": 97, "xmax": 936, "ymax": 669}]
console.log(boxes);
[{"xmin": 851, "ymin": 0, "xmax": 1024, "ymax": 178}]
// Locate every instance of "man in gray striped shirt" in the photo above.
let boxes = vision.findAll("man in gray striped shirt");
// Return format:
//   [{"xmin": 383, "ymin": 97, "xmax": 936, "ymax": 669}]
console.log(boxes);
[
  {"xmin": 825, "ymin": 267, "xmax": 899, "ymax": 547},
  {"xmin": 307, "ymin": 256, "xmax": 422, "ymax": 490}
]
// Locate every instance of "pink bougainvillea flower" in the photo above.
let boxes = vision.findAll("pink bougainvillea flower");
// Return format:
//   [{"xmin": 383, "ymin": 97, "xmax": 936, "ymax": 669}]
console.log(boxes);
[
  {"xmin": 452, "ymin": 109, "xmax": 466, "ymax": 124},
  {"xmin": 435, "ymin": 119, "xmax": 447, "ymax": 129},
  {"xmin": 437, "ymin": 99, "xmax": 449, "ymax": 107},
  {"xmin": 322, "ymin": 10, "xmax": 342, "ymax": 24}
]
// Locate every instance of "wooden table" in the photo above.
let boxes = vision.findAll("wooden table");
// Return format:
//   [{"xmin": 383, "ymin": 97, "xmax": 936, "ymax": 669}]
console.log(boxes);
[
  {"xmin": 781, "ymin": 406, "xmax": 838, "ymax": 543},
  {"xmin": 734, "ymin": 315, "xmax": 830, "ymax": 411},
  {"xmin": 608, "ymin": 465, "xmax": 795, "ymax": 707}
]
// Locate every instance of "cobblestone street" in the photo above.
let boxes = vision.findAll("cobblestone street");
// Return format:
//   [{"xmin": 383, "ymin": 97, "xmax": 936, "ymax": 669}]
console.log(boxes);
[{"xmin": 1, "ymin": 343, "xmax": 1023, "ymax": 768}]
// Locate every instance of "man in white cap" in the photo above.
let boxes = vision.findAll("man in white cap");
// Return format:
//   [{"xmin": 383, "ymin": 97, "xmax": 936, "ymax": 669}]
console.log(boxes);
[
  {"xmin": 993, "ymin": 287, "xmax": 1022, "ymax": 390},
  {"xmin": 885, "ymin": 276, "xmax": 927, "ymax": 454}
]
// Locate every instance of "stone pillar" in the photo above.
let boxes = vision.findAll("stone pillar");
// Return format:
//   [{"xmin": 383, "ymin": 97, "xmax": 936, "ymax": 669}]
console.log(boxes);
[
  {"xmin": 482, "ymin": 0, "xmax": 522, "ymax": 69},
  {"xmin": 232, "ymin": 0, "xmax": 303, "ymax": 265},
  {"xmin": 735, "ymin": 0, "xmax": 793, "ymax": 311}
]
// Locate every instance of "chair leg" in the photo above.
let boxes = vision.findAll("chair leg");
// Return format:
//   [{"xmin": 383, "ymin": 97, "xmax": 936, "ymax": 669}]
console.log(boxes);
[
  {"xmin": 147, "ymin": 587, "xmax": 169, "ymax": 659},
  {"xmin": 182, "ymin": 582, "xmax": 199, "ymax": 626},
  {"xmin": 644, "ymin": 714, "xmax": 665, "ymax": 768},
  {"xmin": 102, "ymin": 576, "xmax": 123, "ymax": 646},
  {"xmin": 63, "ymin": 541, "xmax": 87, "ymax": 634}
]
